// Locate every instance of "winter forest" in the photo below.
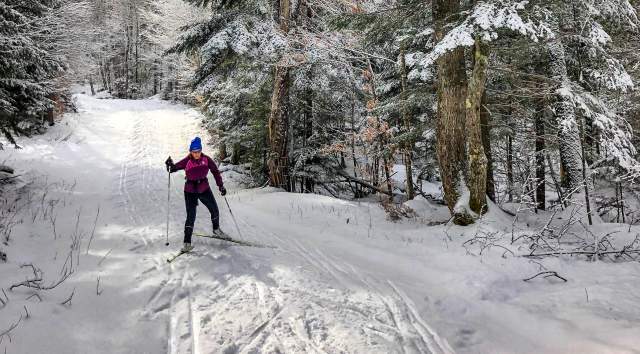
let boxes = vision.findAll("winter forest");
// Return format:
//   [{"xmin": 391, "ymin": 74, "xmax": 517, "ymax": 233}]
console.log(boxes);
[{"xmin": 2, "ymin": 0, "xmax": 640, "ymax": 353}]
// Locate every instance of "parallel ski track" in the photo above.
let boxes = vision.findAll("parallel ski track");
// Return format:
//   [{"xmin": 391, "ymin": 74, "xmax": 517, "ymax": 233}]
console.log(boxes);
[{"xmin": 228, "ymin": 194, "xmax": 454, "ymax": 354}]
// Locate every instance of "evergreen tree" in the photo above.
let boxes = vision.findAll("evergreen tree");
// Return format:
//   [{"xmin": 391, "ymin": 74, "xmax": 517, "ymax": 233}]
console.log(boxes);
[{"xmin": 0, "ymin": 0, "xmax": 65, "ymax": 146}]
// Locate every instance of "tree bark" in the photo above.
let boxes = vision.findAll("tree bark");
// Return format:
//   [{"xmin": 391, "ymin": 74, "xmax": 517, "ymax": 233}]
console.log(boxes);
[
  {"xmin": 480, "ymin": 90, "xmax": 495, "ymax": 202},
  {"xmin": 466, "ymin": 37, "xmax": 489, "ymax": 215},
  {"xmin": 267, "ymin": 65, "xmax": 290, "ymax": 189},
  {"xmin": 434, "ymin": 0, "xmax": 469, "ymax": 224},
  {"xmin": 267, "ymin": 0, "xmax": 291, "ymax": 190}
]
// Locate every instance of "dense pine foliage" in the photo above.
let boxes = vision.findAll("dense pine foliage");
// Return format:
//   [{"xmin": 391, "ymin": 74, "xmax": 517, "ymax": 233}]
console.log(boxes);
[{"xmin": 0, "ymin": 0, "xmax": 65, "ymax": 145}]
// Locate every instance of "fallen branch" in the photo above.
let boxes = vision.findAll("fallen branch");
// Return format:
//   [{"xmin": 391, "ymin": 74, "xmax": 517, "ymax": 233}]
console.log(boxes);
[
  {"xmin": 524, "ymin": 249, "xmax": 640, "ymax": 258},
  {"xmin": 322, "ymin": 164, "xmax": 400, "ymax": 197},
  {"xmin": 10, "ymin": 263, "xmax": 73, "ymax": 291}
]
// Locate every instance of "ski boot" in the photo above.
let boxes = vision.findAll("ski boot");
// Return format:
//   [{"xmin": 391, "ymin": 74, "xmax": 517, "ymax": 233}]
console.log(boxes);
[{"xmin": 181, "ymin": 243, "xmax": 194, "ymax": 253}]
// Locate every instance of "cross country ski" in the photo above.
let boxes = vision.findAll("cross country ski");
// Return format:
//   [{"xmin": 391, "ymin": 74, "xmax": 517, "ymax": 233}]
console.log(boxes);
[
  {"xmin": 193, "ymin": 232, "xmax": 273, "ymax": 248},
  {"xmin": 166, "ymin": 249, "xmax": 191, "ymax": 263}
]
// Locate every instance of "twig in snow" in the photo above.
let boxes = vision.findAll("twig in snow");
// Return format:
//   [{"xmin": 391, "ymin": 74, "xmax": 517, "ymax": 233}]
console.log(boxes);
[
  {"xmin": 72, "ymin": 208, "xmax": 83, "ymax": 267},
  {"xmin": 26, "ymin": 293, "xmax": 42, "ymax": 302},
  {"xmin": 10, "ymin": 263, "xmax": 73, "ymax": 291},
  {"xmin": 523, "ymin": 271, "xmax": 567, "ymax": 282},
  {"xmin": 60, "ymin": 287, "xmax": 75, "ymax": 306},
  {"xmin": 86, "ymin": 205, "xmax": 100, "ymax": 254},
  {"xmin": 23, "ymin": 305, "xmax": 29, "ymax": 318},
  {"xmin": 0, "ymin": 314, "xmax": 23, "ymax": 342},
  {"xmin": 97, "ymin": 248, "xmax": 113, "ymax": 267},
  {"xmin": 96, "ymin": 276, "xmax": 102, "ymax": 296},
  {"xmin": 527, "ymin": 259, "xmax": 547, "ymax": 272}
]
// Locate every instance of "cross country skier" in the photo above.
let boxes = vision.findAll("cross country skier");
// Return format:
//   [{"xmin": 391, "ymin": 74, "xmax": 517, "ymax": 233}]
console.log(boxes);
[{"xmin": 165, "ymin": 137, "xmax": 227, "ymax": 252}]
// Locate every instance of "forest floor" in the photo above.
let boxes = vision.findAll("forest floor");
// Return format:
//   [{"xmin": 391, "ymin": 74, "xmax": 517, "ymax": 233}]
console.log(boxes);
[{"xmin": 1, "ymin": 95, "xmax": 639, "ymax": 354}]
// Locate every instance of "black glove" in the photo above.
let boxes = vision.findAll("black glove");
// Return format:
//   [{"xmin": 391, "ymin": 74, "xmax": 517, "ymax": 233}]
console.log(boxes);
[
  {"xmin": 165, "ymin": 156, "xmax": 174, "ymax": 172},
  {"xmin": 219, "ymin": 186, "xmax": 227, "ymax": 196}
]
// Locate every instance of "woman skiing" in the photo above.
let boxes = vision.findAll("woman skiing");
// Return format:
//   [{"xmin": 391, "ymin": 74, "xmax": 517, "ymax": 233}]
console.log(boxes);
[{"xmin": 165, "ymin": 137, "xmax": 226, "ymax": 252}]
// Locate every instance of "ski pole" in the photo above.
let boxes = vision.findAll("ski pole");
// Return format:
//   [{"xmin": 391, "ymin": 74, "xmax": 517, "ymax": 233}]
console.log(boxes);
[
  {"xmin": 223, "ymin": 195, "xmax": 243, "ymax": 239},
  {"xmin": 165, "ymin": 171, "xmax": 171, "ymax": 246}
]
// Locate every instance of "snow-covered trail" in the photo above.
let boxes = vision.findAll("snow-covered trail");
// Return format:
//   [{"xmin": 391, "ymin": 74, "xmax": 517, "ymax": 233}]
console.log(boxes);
[
  {"xmin": 0, "ymin": 95, "xmax": 453, "ymax": 354},
  {"xmin": 3, "ymin": 95, "xmax": 640, "ymax": 354}
]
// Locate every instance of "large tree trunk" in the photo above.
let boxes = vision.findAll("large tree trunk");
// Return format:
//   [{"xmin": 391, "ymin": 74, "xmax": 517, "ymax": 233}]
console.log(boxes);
[
  {"xmin": 399, "ymin": 45, "xmax": 415, "ymax": 200},
  {"xmin": 480, "ymin": 90, "xmax": 495, "ymax": 202},
  {"xmin": 268, "ymin": 66, "xmax": 290, "ymax": 189},
  {"xmin": 267, "ymin": 0, "xmax": 291, "ymax": 190},
  {"xmin": 434, "ymin": 0, "xmax": 470, "ymax": 224},
  {"xmin": 466, "ymin": 37, "xmax": 489, "ymax": 215},
  {"xmin": 548, "ymin": 36, "xmax": 583, "ymax": 193}
]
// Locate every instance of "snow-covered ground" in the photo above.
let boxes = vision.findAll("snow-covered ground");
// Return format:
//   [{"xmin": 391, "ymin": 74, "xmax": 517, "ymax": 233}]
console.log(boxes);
[{"xmin": 1, "ymin": 95, "xmax": 639, "ymax": 354}]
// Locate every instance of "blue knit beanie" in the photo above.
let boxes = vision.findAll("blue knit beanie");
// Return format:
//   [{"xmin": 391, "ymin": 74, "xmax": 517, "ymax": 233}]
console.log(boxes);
[{"xmin": 189, "ymin": 137, "xmax": 202, "ymax": 151}]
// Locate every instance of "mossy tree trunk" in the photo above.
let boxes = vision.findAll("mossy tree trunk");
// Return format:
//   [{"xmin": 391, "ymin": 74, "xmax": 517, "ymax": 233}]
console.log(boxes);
[
  {"xmin": 433, "ymin": 0, "xmax": 470, "ymax": 224},
  {"xmin": 466, "ymin": 37, "xmax": 489, "ymax": 215}
]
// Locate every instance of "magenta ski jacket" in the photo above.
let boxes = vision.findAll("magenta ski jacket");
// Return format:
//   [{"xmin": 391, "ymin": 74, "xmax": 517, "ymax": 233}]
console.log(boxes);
[{"xmin": 173, "ymin": 153, "xmax": 223, "ymax": 194}]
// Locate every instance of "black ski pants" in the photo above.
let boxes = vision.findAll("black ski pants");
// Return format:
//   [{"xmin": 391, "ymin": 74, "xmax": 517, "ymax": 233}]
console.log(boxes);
[{"xmin": 184, "ymin": 188, "xmax": 219, "ymax": 243}]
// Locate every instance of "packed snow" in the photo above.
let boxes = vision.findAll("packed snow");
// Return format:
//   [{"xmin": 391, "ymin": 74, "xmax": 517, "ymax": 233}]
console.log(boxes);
[{"xmin": 1, "ymin": 95, "xmax": 639, "ymax": 354}]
